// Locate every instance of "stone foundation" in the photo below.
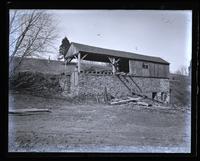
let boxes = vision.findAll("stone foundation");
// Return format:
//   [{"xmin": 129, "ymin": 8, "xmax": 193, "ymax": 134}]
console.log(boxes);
[{"xmin": 61, "ymin": 72, "xmax": 170, "ymax": 103}]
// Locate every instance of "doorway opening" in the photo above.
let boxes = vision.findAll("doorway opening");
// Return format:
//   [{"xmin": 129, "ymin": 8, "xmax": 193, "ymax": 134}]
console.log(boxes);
[
  {"xmin": 118, "ymin": 58, "xmax": 129, "ymax": 73},
  {"xmin": 152, "ymin": 92, "xmax": 157, "ymax": 99}
]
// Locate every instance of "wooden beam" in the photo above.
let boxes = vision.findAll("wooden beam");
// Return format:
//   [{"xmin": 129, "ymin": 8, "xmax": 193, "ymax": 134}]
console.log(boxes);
[
  {"xmin": 115, "ymin": 58, "xmax": 120, "ymax": 72},
  {"xmin": 66, "ymin": 57, "xmax": 73, "ymax": 64},
  {"xmin": 77, "ymin": 53, "xmax": 81, "ymax": 73},
  {"xmin": 9, "ymin": 108, "xmax": 51, "ymax": 114},
  {"xmin": 110, "ymin": 97, "xmax": 141, "ymax": 105},
  {"xmin": 81, "ymin": 54, "xmax": 88, "ymax": 60},
  {"xmin": 115, "ymin": 58, "xmax": 120, "ymax": 63},
  {"xmin": 108, "ymin": 57, "xmax": 120, "ymax": 64},
  {"xmin": 108, "ymin": 57, "xmax": 114, "ymax": 65},
  {"xmin": 108, "ymin": 57, "xmax": 116, "ymax": 74},
  {"xmin": 69, "ymin": 57, "xmax": 73, "ymax": 63}
]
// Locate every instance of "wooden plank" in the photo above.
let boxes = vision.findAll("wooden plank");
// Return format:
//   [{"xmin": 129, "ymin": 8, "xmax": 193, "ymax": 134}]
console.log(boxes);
[
  {"xmin": 9, "ymin": 108, "xmax": 51, "ymax": 114},
  {"xmin": 110, "ymin": 97, "xmax": 141, "ymax": 105},
  {"xmin": 77, "ymin": 53, "xmax": 81, "ymax": 73},
  {"xmin": 137, "ymin": 102, "xmax": 149, "ymax": 106},
  {"xmin": 81, "ymin": 54, "xmax": 88, "ymax": 60},
  {"xmin": 127, "ymin": 97, "xmax": 142, "ymax": 101}
]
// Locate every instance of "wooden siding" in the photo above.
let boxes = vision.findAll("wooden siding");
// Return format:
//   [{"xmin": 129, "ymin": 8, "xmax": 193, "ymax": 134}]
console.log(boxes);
[
  {"xmin": 129, "ymin": 60, "xmax": 169, "ymax": 78},
  {"xmin": 66, "ymin": 43, "xmax": 79, "ymax": 58}
]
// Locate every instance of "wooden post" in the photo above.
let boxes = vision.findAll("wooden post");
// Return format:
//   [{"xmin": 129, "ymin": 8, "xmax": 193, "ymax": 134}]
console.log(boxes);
[
  {"xmin": 48, "ymin": 56, "xmax": 50, "ymax": 63},
  {"xmin": 108, "ymin": 57, "xmax": 116, "ymax": 75},
  {"xmin": 65, "ymin": 60, "xmax": 66, "ymax": 75},
  {"xmin": 81, "ymin": 54, "xmax": 88, "ymax": 60},
  {"xmin": 112, "ymin": 60, "xmax": 116, "ymax": 75},
  {"xmin": 129, "ymin": 60, "xmax": 132, "ymax": 75},
  {"xmin": 77, "ymin": 53, "xmax": 81, "ymax": 73}
]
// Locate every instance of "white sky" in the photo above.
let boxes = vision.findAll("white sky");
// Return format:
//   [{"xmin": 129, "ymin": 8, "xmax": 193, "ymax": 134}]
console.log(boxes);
[{"xmin": 15, "ymin": 10, "xmax": 193, "ymax": 73}]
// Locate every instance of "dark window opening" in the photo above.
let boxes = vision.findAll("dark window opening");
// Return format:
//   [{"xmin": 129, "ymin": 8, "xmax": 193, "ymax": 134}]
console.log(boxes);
[
  {"xmin": 161, "ymin": 92, "xmax": 164, "ymax": 100},
  {"xmin": 152, "ymin": 92, "xmax": 157, "ymax": 99},
  {"xmin": 118, "ymin": 58, "xmax": 129, "ymax": 73},
  {"xmin": 143, "ymin": 63, "xmax": 149, "ymax": 69}
]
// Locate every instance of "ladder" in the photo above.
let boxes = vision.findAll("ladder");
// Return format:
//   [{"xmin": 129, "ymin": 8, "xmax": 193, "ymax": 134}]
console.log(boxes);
[
  {"xmin": 116, "ymin": 74, "xmax": 164, "ymax": 104},
  {"xmin": 116, "ymin": 74, "xmax": 145, "ymax": 98}
]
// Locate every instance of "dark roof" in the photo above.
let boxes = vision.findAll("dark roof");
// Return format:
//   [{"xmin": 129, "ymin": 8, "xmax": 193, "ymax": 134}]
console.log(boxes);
[{"xmin": 68, "ymin": 42, "xmax": 169, "ymax": 64}]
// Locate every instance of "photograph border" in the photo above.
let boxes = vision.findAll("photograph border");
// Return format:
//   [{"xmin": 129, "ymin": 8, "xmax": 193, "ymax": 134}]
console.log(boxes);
[{"xmin": 0, "ymin": 0, "xmax": 199, "ymax": 160}]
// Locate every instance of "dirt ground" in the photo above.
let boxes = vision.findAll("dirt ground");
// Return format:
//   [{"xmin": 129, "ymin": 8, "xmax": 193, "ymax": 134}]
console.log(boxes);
[{"xmin": 8, "ymin": 92, "xmax": 191, "ymax": 153}]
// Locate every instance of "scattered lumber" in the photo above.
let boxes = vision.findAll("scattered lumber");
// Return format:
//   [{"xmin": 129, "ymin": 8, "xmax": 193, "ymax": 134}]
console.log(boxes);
[
  {"xmin": 127, "ymin": 96, "xmax": 141, "ymax": 101},
  {"xmin": 110, "ymin": 96, "xmax": 154, "ymax": 106},
  {"xmin": 110, "ymin": 97, "xmax": 142, "ymax": 105},
  {"xmin": 137, "ymin": 101, "xmax": 149, "ymax": 106},
  {"xmin": 9, "ymin": 108, "xmax": 51, "ymax": 114}
]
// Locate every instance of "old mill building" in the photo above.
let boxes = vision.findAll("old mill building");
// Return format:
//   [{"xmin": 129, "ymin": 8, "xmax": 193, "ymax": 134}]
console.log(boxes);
[
  {"xmin": 63, "ymin": 42, "xmax": 170, "ymax": 103},
  {"xmin": 12, "ymin": 42, "xmax": 170, "ymax": 103}
]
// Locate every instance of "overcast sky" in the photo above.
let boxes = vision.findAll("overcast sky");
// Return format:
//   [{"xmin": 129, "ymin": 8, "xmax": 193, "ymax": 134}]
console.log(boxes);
[
  {"xmin": 49, "ymin": 10, "xmax": 192, "ymax": 73},
  {"xmin": 16, "ymin": 10, "xmax": 192, "ymax": 73}
]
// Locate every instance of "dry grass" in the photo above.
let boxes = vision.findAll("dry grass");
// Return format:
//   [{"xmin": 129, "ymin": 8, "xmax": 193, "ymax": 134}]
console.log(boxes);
[{"xmin": 9, "ymin": 92, "xmax": 191, "ymax": 152}]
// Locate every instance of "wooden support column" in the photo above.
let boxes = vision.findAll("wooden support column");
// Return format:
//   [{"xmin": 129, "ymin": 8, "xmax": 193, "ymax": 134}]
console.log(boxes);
[
  {"xmin": 64, "ymin": 60, "xmax": 66, "ymax": 75},
  {"xmin": 77, "ymin": 53, "xmax": 81, "ymax": 73},
  {"xmin": 112, "ymin": 59, "xmax": 116, "ymax": 74},
  {"xmin": 129, "ymin": 60, "xmax": 132, "ymax": 75},
  {"xmin": 115, "ymin": 58, "xmax": 120, "ymax": 72},
  {"xmin": 81, "ymin": 54, "xmax": 88, "ymax": 60},
  {"xmin": 108, "ymin": 57, "xmax": 118, "ymax": 75}
]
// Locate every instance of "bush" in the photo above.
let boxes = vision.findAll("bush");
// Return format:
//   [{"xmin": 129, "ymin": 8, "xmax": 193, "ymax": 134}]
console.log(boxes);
[
  {"xmin": 170, "ymin": 76, "xmax": 191, "ymax": 106},
  {"xmin": 9, "ymin": 71, "xmax": 63, "ymax": 97}
]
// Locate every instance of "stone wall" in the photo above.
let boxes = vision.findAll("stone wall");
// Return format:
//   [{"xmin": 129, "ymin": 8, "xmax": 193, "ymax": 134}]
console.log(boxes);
[
  {"xmin": 65, "ymin": 72, "xmax": 170, "ymax": 103},
  {"xmin": 59, "ymin": 74, "xmax": 71, "ymax": 96},
  {"xmin": 78, "ymin": 73, "xmax": 131, "ymax": 98}
]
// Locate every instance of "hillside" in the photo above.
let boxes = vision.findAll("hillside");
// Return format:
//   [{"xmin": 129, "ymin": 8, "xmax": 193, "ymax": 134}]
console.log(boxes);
[
  {"xmin": 10, "ymin": 57, "xmax": 76, "ymax": 75},
  {"xmin": 10, "ymin": 57, "xmax": 112, "ymax": 74},
  {"xmin": 170, "ymin": 74, "xmax": 191, "ymax": 106}
]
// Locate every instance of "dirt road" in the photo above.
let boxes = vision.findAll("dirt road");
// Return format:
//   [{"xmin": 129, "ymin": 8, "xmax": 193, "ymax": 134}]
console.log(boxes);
[{"xmin": 8, "ymin": 92, "xmax": 191, "ymax": 152}]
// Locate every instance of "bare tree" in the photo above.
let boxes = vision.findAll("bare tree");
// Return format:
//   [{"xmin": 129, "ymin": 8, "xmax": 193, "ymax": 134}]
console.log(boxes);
[
  {"xmin": 171, "ymin": 65, "xmax": 191, "ymax": 106},
  {"xmin": 175, "ymin": 65, "xmax": 188, "ymax": 76},
  {"xmin": 9, "ymin": 10, "xmax": 58, "ymax": 78}
]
